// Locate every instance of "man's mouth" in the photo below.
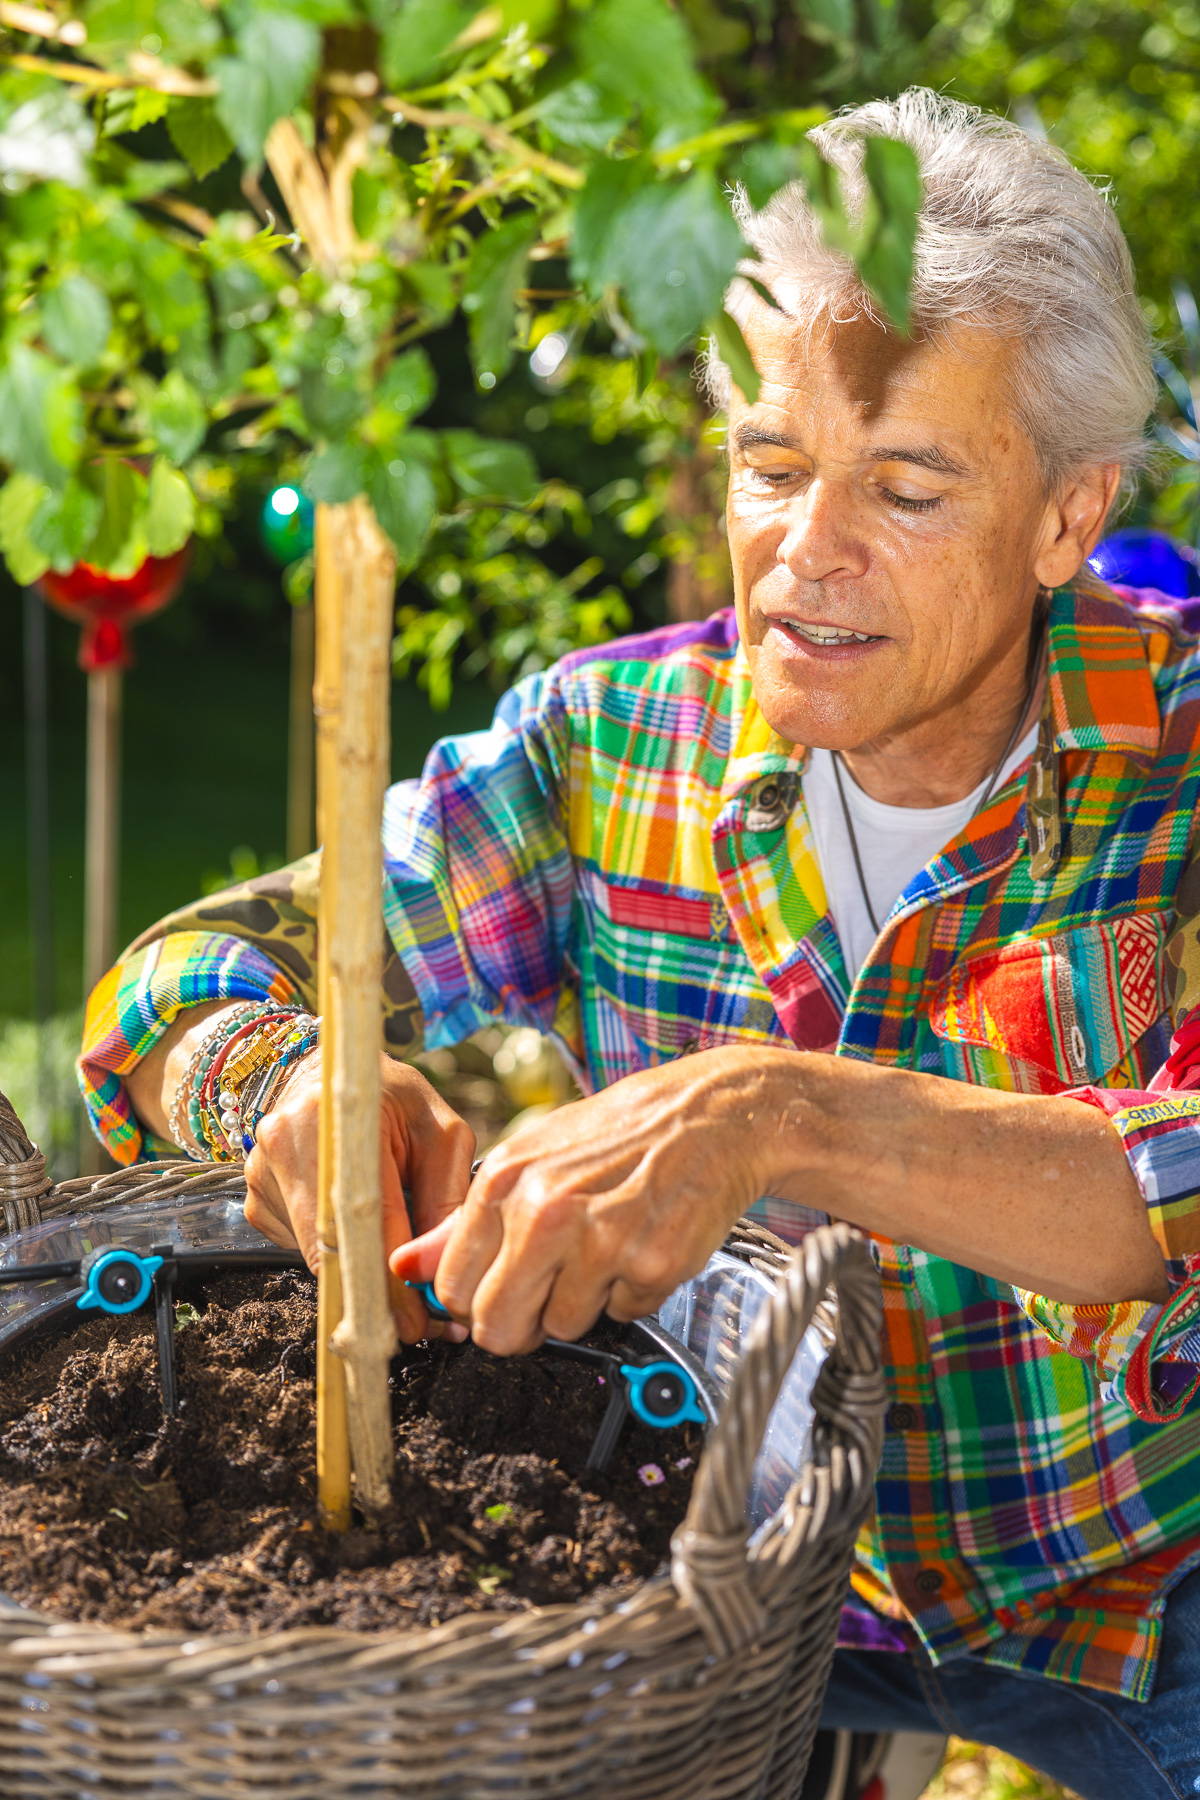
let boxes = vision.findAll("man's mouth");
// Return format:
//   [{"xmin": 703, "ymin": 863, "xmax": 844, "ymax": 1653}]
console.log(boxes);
[{"xmin": 771, "ymin": 620, "xmax": 882, "ymax": 646}]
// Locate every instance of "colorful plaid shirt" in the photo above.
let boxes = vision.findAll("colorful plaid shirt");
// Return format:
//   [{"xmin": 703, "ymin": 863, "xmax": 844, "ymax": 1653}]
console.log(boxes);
[{"xmin": 80, "ymin": 580, "xmax": 1200, "ymax": 1701}]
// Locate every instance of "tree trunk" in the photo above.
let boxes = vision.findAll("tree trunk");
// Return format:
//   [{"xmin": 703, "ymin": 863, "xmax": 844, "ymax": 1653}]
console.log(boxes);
[
  {"xmin": 664, "ymin": 433, "xmax": 733, "ymax": 624},
  {"xmin": 313, "ymin": 499, "xmax": 398, "ymax": 1519},
  {"xmin": 266, "ymin": 113, "xmax": 396, "ymax": 1525}
]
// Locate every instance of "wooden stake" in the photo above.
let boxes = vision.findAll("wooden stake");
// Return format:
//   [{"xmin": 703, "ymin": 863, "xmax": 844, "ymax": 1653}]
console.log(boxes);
[
  {"xmin": 267, "ymin": 112, "xmax": 397, "ymax": 1525},
  {"xmin": 80, "ymin": 664, "xmax": 121, "ymax": 1177},
  {"xmin": 313, "ymin": 499, "xmax": 398, "ymax": 1520},
  {"xmin": 83, "ymin": 664, "xmax": 121, "ymax": 1001},
  {"xmin": 314, "ymin": 523, "xmax": 351, "ymax": 1532}
]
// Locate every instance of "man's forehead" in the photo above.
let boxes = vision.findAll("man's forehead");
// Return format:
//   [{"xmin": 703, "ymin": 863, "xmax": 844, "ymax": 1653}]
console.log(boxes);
[{"xmin": 736, "ymin": 303, "xmax": 1013, "ymax": 458}]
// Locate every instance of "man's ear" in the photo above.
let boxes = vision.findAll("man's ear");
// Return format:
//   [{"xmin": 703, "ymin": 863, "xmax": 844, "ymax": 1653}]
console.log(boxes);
[{"xmin": 1032, "ymin": 464, "xmax": 1122, "ymax": 589}]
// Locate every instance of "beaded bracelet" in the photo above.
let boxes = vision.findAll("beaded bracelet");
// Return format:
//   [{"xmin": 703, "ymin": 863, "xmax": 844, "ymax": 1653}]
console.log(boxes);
[
  {"xmin": 188, "ymin": 1006, "xmax": 286, "ymax": 1161},
  {"xmin": 201, "ymin": 1010, "xmax": 301, "ymax": 1154},
  {"xmin": 168, "ymin": 1002, "xmax": 267, "ymax": 1160},
  {"xmin": 238, "ymin": 1026, "xmax": 320, "ymax": 1154},
  {"xmin": 213, "ymin": 1013, "xmax": 318, "ymax": 1154}
]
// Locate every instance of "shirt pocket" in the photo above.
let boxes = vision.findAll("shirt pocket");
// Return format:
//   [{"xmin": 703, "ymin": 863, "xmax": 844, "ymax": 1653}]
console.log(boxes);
[
  {"xmin": 587, "ymin": 877, "xmax": 784, "ymax": 1059},
  {"xmin": 927, "ymin": 912, "xmax": 1172, "ymax": 1092}
]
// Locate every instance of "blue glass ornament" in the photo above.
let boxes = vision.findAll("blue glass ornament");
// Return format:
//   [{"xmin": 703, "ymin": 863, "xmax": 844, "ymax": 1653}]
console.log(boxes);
[{"xmin": 1088, "ymin": 527, "xmax": 1200, "ymax": 598}]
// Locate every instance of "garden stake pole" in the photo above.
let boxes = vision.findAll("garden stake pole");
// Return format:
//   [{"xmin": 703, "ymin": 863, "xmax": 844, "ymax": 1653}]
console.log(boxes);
[
  {"xmin": 313, "ymin": 511, "xmax": 351, "ymax": 1533},
  {"xmin": 83, "ymin": 663, "xmax": 121, "ymax": 1004},
  {"xmin": 268, "ymin": 115, "xmax": 396, "ymax": 1521},
  {"xmin": 313, "ymin": 497, "xmax": 398, "ymax": 1520}
]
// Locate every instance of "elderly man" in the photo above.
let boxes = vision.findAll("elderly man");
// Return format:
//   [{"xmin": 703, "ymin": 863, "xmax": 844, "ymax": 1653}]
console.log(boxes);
[{"xmin": 82, "ymin": 90, "xmax": 1199, "ymax": 1799}]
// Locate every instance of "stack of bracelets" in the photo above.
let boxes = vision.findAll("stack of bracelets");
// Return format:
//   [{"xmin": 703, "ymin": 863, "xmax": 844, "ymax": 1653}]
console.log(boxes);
[{"xmin": 168, "ymin": 1002, "xmax": 320, "ymax": 1162}]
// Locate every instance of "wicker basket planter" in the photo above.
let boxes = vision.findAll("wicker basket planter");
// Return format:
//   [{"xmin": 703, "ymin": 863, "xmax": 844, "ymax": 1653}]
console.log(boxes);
[{"xmin": 0, "ymin": 1125, "xmax": 884, "ymax": 1800}]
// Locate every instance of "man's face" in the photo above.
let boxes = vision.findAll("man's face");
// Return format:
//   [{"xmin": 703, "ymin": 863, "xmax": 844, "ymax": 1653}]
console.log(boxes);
[{"xmin": 727, "ymin": 306, "xmax": 1084, "ymax": 751}]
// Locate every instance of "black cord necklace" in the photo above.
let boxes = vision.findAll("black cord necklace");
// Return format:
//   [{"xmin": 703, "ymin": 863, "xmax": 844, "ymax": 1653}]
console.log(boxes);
[{"xmin": 830, "ymin": 607, "xmax": 1048, "ymax": 942}]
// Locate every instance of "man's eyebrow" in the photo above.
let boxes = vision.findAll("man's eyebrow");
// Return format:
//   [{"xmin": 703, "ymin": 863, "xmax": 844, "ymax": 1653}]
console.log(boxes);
[
  {"xmin": 730, "ymin": 426, "xmax": 799, "ymax": 453},
  {"xmin": 730, "ymin": 428, "xmax": 972, "ymax": 479},
  {"xmin": 868, "ymin": 444, "xmax": 972, "ymax": 478}
]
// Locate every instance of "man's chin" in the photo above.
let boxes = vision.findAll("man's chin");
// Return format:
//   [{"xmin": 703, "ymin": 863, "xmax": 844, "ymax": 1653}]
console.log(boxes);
[{"xmin": 748, "ymin": 641, "xmax": 892, "ymax": 752}]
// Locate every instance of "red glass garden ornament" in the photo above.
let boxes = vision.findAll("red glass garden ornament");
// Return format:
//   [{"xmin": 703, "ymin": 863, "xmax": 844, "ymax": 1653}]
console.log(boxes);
[{"xmin": 38, "ymin": 547, "xmax": 190, "ymax": 670}]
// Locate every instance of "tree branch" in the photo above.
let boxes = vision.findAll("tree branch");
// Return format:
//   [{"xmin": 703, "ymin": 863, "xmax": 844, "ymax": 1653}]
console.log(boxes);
[{"xmin": 385, "ymin": 97, "xmax": 584, "ymax": 190}]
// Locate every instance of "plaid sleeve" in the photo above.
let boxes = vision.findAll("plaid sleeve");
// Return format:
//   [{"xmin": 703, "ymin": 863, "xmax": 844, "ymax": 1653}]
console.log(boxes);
[
  {"xmin": 1012, "ymin": 1081, "xmax": 1200, "ymax": 1424},
  {"xmin": 78, "ymin": 930, "xmax": 303, "ymax": 1164},
  {"xmin": 381, "ymin": 668, "xmax": 574, "ymax": 1049}
]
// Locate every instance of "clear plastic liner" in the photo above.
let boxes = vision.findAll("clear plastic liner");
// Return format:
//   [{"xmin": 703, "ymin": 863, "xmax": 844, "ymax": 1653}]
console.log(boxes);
[
  {"xmin": 0, "ymin": 1194, "xmax": 283, "ymax": 1349},
  {"xmin": 657, "ymin": 1249, "xmax": 828, "ymax": 1531}
]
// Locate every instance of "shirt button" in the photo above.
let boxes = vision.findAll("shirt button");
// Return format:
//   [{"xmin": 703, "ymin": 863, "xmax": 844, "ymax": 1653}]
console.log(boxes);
[
  {"xmin": 887, "ymin": 1403, "xmax": 916, "ymax": 1431},
  {"xmin": 915, "ymin": 1568, "xmax": 945, "ymax": 1596}
]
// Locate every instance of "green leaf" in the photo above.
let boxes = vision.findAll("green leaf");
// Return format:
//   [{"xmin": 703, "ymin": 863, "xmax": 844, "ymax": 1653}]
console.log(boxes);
[
  {"xmin": 733, "ymin": 138, "xmax": 802, "ymax": 210},
  {"xmin": 368, "ymin": 450, "xmax": 438, "ymax": 566},
  {"xmin": 166, "ymin": 97, "xmax": 235, "ymax": 181},
  {"xmin": 374, "ymin": 348, "xmax": 437, "ymax": 427},
  {"xmin": 30, "ymin": 477, "xmax": 102, "ymax": 571},
  {"xmin": 604, "ymin": 171, "xmax": 745, "ymax": 356},
  {"xmin": 378, "ymin": 0, "xmax": 477, "ymax": 89},
  {"xmin": 857, "ymin": 136, "xmax": 922, "ymax": 333},
  {"xmin": 303, "ymin": 444, "xmax": 369, "ymax": 505},
  {"xmin": 150, "ymin": 368, "xmax": 207, "ymax": 462},
  {"xmin": 796, "ymin": 141, "xmax": 855, "ymax": 259},
  {"xmin": 536, "ymin": 78, "xmax": 629, "ymax": 151},
  {"xmin": 144, "ymin": 457, "xmax": 195, "ymax": 557},
  {"xmin": 0, "ymin": 473, "xmax": 51, "ymax": 585},
  {"xmin": 213, "ymin": 12, "xmax": 322, "ymax": 163},
  {"xmin": 299, "ymin": 364, "xmax": 367, "ymax": 437},
  {"xmin": 461, "ymin": 215, "xmax": 539, "ymax": 386},
  {"xmin": 710, "ymin": 308, "xmax": 760, "ymax": 404},
  {"xmin": 569, "ymin": 155, "xmax": 652, "ymax": 299},
  {"xmin": 443, "ymin": 430, "xmax": 539, "ymax": 503},
  {"xmin": 0, "ymin": 346, "xmax": 84, "ymax": 489},
  {"xmin": 83, "ymin": 458, "xmax": 146, "ymax": 572},
  {"xmin": 102, "ymin": 87, "xmax": 171, "ymax": 137},
  {"xmin": 41, "ymin": 276, "xmax": 113, "ymax": 368},
  {"xmin": 573, "ymin": 0, "xmax": 715, "ymax": 133}
]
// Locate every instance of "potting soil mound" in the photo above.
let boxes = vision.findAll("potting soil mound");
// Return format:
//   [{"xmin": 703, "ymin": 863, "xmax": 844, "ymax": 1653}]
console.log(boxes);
[{"xmin": 0, "ymin": 1267, "xmax": 701, "ymax": 1635}]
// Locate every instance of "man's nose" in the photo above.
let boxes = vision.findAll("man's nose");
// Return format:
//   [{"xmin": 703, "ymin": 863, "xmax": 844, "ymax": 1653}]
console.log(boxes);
[{"xmin": 777, "ymin": 478, "xmax": 868, "ymax": 584}]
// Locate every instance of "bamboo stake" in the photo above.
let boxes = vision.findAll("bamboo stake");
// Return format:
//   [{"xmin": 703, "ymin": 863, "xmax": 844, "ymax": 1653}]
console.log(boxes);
[
  {"xmin": 313, "ymin": 524, "xmax": 351, "ymax": 1532},
  {"xmin": 82, "ymin": 665, "xmax": 121, "ymax": 1001},
  {"xmin": 313, "ymin": 499, "xmax": 398, "ymax": 1518}
]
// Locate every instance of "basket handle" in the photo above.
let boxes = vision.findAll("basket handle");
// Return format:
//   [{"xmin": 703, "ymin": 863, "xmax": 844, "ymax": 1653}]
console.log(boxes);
[{"xmin": 670, "ymin": 1221, "xmax": 884, "ymax": 1657}]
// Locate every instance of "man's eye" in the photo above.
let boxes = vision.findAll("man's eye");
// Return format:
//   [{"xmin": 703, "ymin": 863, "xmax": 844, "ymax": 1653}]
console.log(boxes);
[
  {"xmin": 748, "ymin": 466, "xmax": 801, "ymax": 488},
  {"xmin": 880, "ymin": 487, "xmax": 942, "ymax": 513}
]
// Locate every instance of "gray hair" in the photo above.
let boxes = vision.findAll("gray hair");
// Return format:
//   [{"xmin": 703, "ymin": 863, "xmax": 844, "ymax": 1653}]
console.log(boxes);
[{"xmin": 705, "ymin": 88, "xmax": 1155, "ymax": 492}]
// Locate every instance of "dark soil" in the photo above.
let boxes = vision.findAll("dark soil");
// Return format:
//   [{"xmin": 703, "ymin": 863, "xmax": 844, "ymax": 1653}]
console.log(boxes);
[{"xmin": 0, "ymin": 1268, "xmax": 700, "ymax": 1635}]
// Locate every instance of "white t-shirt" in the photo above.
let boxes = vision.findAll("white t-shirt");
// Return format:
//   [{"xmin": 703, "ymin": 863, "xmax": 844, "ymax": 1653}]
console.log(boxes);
[{"xmin": 802, "ymin": 727, "xmax": 1039, "ymax": 980}]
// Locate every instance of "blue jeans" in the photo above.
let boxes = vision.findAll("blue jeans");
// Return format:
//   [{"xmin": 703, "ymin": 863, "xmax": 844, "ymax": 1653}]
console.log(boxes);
[{"xmin": 819, "ymin": 1569, "xmax": 1200, "ymax": 1800}]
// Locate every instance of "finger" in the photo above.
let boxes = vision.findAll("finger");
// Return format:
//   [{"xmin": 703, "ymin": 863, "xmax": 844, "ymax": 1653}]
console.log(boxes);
[
  {"xmin": 407, "ymin": 1108, "xmax": 476, "ymax": 1238},
  {"xmin": 540, "ymin": 1268, "xmax": 614, "ymax": 1344},
  {"xmin": 244, "ymin": 1149, "xmax": 317, "ymax": 1268},
  {"xmin": 243, "ymin": 1190, "xmax": 306, "ymax": 1257},
  {"xmin": 388, "ymin": 1214, "xmax": 471, "ymax": 1344},
  {"xmin": 388, "ymin": 1210, "xmax": 457, "ymax": 1284},
  {"xmin": 466, "ymin": 1186, "xmax": 574, "ymax": 1355}
]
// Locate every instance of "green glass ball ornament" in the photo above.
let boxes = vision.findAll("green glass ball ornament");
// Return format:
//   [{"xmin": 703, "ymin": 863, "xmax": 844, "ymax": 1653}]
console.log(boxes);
[{"xmin": 261, "ymin": 486, "xmax": 315, "ymax": 566}]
